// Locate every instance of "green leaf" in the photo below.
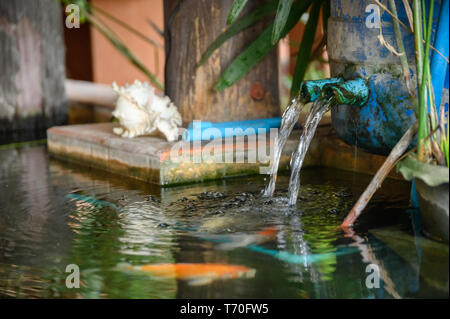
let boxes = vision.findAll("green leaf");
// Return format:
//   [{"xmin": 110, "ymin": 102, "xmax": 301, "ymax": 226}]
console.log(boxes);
[
  {"xmin": 215, "ymin": 0, "xmax": 313, "ymax": 92},
  {"xmin": 87, "ymin": 15, "xmax": 163, "ymax": 90},
  {"xmin": 397, "ymin": 155, "xmax": 449, "ymax": 186},
  {"xmin": 271, "ymin": 0, "xmax": 293, "ymax": 44},
  {"xmin": 291, "ymin": 0, "xmax": 323, "ymax": 96},
  {"xmin": 63, "ymin": 0, "xmax": 163, "ymax": 89},
  {"xmin": 227, "ymin": 0, "xmax": 250, "ymax": 25},
  {"xmin": 197, "ymin": 0, "xmax": 278, "ymax": 68}
]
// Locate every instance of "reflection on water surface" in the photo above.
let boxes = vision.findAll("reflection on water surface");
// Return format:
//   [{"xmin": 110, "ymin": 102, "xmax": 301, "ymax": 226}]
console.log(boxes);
[{"xmin": 0, "ymin": 145, "xmax": 448, "ymax": 298}]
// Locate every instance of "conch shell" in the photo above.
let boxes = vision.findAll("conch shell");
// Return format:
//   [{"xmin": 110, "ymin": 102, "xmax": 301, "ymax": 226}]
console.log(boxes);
[{"xmin": 111, "ymin": 80, "xmax": 182, "ymax": 142}]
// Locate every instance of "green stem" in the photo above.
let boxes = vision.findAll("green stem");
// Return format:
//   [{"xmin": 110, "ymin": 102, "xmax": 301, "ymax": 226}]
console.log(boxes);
[
  {"xmin": 417, "ymin": 0, "xmax": 434, "ymax": 161},
  {"xmin": 388, "ymin": 0, "xmax": 412, "ymax": 95},
  {"xmin": 422, "ymin": 0, "xmax": 427, "ymax": 35},
  {"xmin": 412, "ymin": 0, "xmax": 424, "ymax": 88},
  {"xmin": 421, "ymin": 0, "xmax": 436, "ymax": 134}
]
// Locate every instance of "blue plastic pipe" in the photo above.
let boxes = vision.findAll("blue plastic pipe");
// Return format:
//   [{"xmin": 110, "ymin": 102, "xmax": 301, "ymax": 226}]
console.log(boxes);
[
  {"xmin": 182, "ymin": 78, "xmax": 350, "ymax": 142},
  {"xmin": 443, "ymin": 66, "xmax": 449, "ymax": 112},
  {"xmin": 182, "ymin": 118, "xmax": 284, "ymax": 142},
  {"xmin": 430, "ymin": 0, "xmax": 449, "ymax": 114}
]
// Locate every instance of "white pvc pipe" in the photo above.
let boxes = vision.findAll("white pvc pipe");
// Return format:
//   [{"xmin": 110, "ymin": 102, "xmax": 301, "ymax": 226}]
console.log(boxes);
[{"xmin": 65, "ymin": 79, "xmax": 117, "ymax": 109}]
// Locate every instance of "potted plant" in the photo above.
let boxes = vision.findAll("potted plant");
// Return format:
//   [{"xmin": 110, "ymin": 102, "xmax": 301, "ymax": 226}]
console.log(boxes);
[
  {"xmin": 396, "ymin": 0, "xmax": 449, "ymax": 242},
  {"xmin": 397, "ymin": 156, "xmax": 449, "ymax": 242},
  {"xmin": 278, "ymin": 0, "xmax": 450, "ymax": 241}
]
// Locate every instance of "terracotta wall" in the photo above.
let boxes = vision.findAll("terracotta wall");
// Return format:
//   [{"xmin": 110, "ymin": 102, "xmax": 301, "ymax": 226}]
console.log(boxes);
[
  {"xmin": 90, "ymin": 0, "xmax": 165, "ymax": 86},
  {"xmin": 70, "ymin": 1, "xmax": 326, "ymax": 94}
]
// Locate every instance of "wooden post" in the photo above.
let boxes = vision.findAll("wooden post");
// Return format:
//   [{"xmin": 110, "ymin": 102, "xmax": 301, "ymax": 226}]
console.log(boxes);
[
  {"xmin": 164, "ymin": 0, "xmax": 280, "ymax": 126},
  {"xmin": 0, "ymin": 0, "xmax": 67, "ymax": 136}
]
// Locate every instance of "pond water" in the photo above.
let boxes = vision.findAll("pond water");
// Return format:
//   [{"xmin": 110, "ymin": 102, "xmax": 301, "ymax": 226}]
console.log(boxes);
[{"xmin": 0, "ymin": 143, "xmax": 448, "ymax": 299}]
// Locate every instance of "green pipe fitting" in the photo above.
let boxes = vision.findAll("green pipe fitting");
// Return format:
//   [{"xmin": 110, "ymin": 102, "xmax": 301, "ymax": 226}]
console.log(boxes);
[
  {"xmin": 320, "ymin": 78, "xmax": 369, "ymax": 106},
  {"xmin": 298, "ymin": 78, "xmax": 344, "ymax": 103}
]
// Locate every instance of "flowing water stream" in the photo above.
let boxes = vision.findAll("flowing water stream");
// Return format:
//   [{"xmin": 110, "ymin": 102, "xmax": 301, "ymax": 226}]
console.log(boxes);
[
  {"xmin": 264, "ymin": 97, "xmax": 335, "ymax": 206},
  {"xmin": 288, "ymin": 98, "xmax": 335, "ymax": 205},
  {"xmin": 264, "ymin": 97, "xmax": 305, "ymax": 198}
]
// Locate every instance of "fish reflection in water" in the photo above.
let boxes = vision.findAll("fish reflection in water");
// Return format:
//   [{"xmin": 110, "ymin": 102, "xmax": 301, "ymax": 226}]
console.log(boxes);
[
  {"xmin": 122, "ymin": 263, "xmax": 256, "ymax": 286},
  {"xmin": 200, "ymin": 226, "xmax": 279, "ymax": 250},
  {"xmin": 66, "ymin": 187, "xmax": 354, "ymax": 285},
  {"xmin": 1, "ymin": 145, "xmax": 447, "ymax": 298}
]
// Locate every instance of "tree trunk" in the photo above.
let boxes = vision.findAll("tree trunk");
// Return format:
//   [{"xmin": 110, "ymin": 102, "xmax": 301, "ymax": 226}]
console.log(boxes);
[
  {"xmin": 0, "ymin": 0, "xmax": 67, "ymax": 137},
  {"xmin": 164, "ymin": 0, "xmax": 280, "ymax": 126}
]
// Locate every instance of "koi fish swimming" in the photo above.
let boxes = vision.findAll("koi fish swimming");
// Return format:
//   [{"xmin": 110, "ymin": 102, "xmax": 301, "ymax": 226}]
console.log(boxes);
[
  {"xmin": 123, "ymin": 263, "xmax": 256, "ymax": 286},
  {"xmin": 202, "ymin": 226, "xmax": 279, "ymax": 250},
  {"xmin": 68, "ymin": 194, "xmax": 360, "ymax": 272}
]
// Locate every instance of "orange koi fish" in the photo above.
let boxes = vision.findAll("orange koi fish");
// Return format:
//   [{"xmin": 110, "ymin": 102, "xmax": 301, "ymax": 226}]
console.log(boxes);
[{"xmin": 125, "ymin": 263, "xmax": 256, "ymax": 286}]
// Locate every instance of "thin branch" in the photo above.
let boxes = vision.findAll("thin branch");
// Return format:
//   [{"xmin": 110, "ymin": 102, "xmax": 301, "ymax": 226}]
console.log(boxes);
[
  {"xmin": 378, "ymin": 24, "xmax": 403, "ymax": 56},
  {"xmin": 341, "ymin": 123, "xmax": 418, "ymax": 228},
  {"xmin": 389, "ymin": 0, "xmax": 414, "ymax": 96},
  {"xmin": 147, "ymin": 19, "xmax": 165, "ymax": 37},
  {"xmin": 375, "ymin": 0, "xmax": 449, "ymax": 63},
  {"xmin": 395, "ymin": 124, "xmax": 442, "ymax": 165},
  {"xmin": 401, "ymin": 0, "xmax": 415, "ymax": 31}
]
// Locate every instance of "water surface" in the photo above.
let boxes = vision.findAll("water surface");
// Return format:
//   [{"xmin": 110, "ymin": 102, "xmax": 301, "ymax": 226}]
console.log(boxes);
[{"xmin": 0, "ymin": 144, "xmax": 448, "ymax": 298}]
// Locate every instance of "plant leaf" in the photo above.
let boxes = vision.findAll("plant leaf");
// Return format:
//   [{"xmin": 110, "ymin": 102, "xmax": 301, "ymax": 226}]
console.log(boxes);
[
  {"xmin": 215, "ymin": 0, "xmax": 313, "ymax": 92},
  {"xmin": 291, "ymin": 0, "xmax": 323, "ymax": 96},
  {"xmin": 397, "ymin": 155, "xmax": 449, "ymax": 186},
  {"xmin": 87, "ymin": 13, "xmax": 163, "ymax": 90},
  {"xmin": 227, "ymin": 0, "xmax": 250, "ymax": 25},
  {"xmin": 91, "ymin": 4, "xmax": 164, "ymax": 49},
  {"xmin": 197, "ymin": 0, "xmax": 278, "ymax": 68},
  {"xmin": 271, "ymin": 0, "xmax": 293, "ymax": 44}
]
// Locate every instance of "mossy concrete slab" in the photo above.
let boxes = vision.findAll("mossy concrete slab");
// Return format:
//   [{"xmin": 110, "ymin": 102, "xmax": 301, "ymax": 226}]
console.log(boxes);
[
  {"xmin": 48, "ymin": 123, "xmax": 320, "ymax": 186},
  {"xmin": 47, "ymin": 123, "xmax": 400, "ymax": 186}
]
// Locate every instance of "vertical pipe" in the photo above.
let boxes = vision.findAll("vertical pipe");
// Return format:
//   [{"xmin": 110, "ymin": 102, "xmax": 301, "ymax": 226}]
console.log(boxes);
[{"xmin": 430, "ymin": 0, "xmax": 449, "ymax": 114}]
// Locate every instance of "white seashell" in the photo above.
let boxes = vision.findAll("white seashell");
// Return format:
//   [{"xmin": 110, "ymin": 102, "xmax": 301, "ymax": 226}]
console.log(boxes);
[{"xmin": 111, "ymin": 80, "xmax": 182, "ymax": 142}]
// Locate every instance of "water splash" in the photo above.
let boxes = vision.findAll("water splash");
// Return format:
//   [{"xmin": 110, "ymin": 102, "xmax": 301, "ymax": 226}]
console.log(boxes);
[
  {"xmin": 264, "ymin": 78, "xmax": 369, "ymax": 205},
  {"xmin": 288, "ymin": 98, "xmax": 334, "ymax": 205},
  {"xmin": 264, "ymin": 97, "xmax": 305, "ymax": 197}
]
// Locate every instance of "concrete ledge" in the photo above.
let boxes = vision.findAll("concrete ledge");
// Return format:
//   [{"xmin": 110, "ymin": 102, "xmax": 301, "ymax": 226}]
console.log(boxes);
[
  {"xmin": 47, "ymin": 123, "xmax": 400, "ymax": 186},
  {"xmin": 48, "ymin": 123, "xmax": 321, "ymax": 186}
]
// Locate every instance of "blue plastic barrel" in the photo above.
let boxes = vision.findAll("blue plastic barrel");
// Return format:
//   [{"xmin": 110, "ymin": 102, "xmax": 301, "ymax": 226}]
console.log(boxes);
[{"xmin": 329, "ymin": 0, "xmax": 442, "ymax": 155}]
